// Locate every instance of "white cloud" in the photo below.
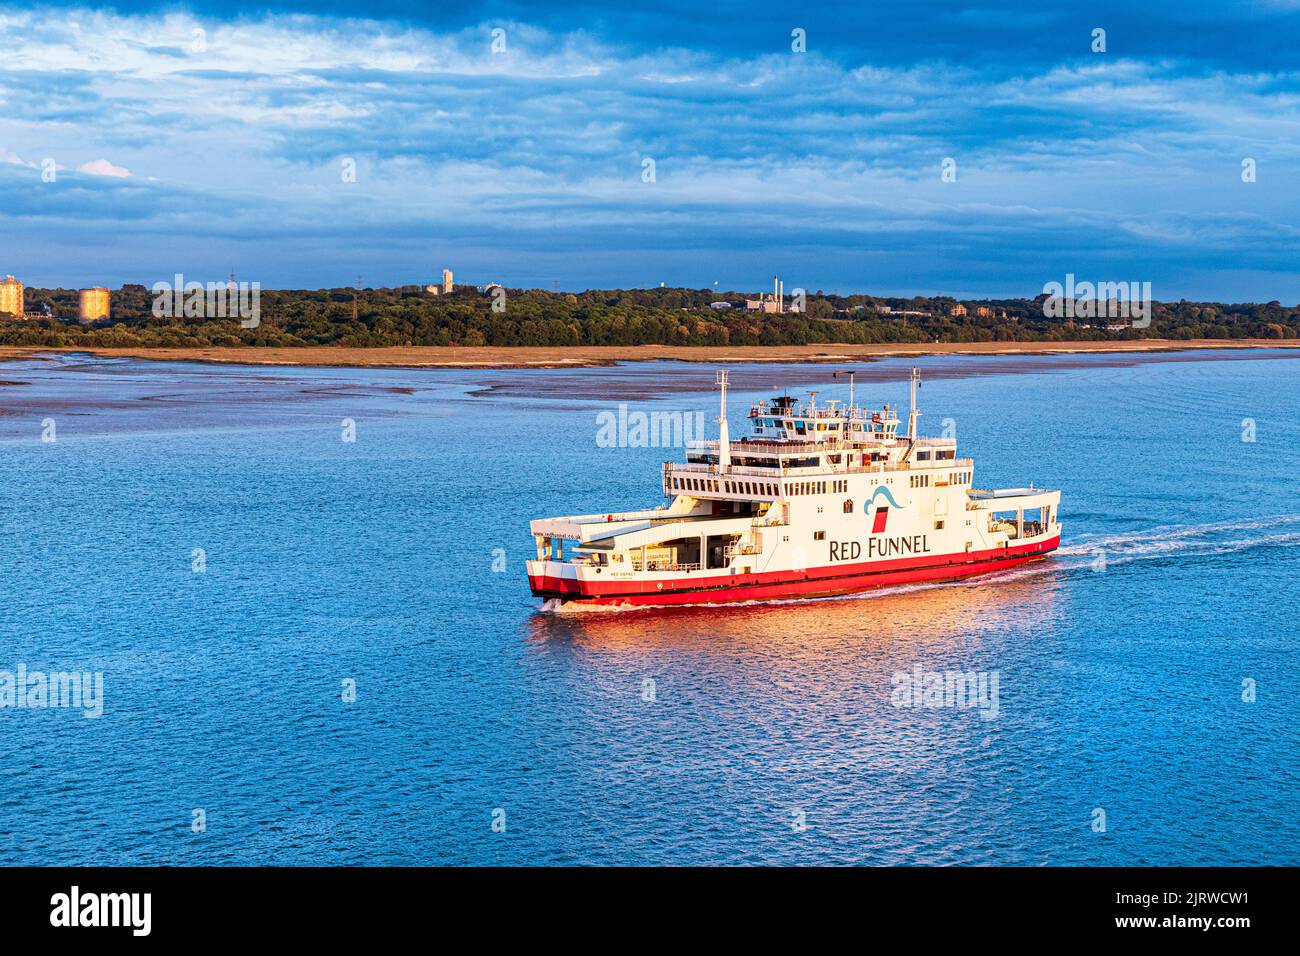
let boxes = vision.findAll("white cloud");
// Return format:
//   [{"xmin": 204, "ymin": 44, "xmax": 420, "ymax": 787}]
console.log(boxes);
[{"xmin": 77, "ymin": 159, "xmax": 131, "ymax": 178}]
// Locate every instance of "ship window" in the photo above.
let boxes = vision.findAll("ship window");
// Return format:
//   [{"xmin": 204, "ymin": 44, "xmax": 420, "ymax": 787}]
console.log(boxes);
[
  {"xmin": 814, "ymin": 531, "xmax": 826, "ymax": 540},
  {"xmin": 916, "ymin": 451, "xmax": 930, "ymax": 460},
  {"xmin": 935, "ymin": 520, "xmax": 945, "ymax": 530},
  {"xmin": 843, "ymin": 499, "xmax": 853, "ymax": 513}
]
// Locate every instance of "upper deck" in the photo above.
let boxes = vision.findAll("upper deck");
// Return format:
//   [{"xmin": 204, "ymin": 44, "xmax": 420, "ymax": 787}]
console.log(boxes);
[{"xmin": 661, "ymin": 371, "xmax": 969, "ymax": 499}]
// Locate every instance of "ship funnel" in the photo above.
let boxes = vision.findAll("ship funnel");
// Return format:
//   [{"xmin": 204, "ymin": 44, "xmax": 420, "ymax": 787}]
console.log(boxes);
[{"xmin": 716, "ymin": 369, "xmax": 730, "ymax": 472}]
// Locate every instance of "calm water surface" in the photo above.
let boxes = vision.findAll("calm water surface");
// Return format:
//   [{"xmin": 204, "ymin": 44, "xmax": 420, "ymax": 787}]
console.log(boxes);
[{"xmin": 1, "ymin": 350, "xmax": 1297, "ymax": 865}]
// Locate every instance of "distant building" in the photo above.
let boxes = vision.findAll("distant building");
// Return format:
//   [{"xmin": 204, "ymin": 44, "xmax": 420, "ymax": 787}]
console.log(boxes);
[
  {"xmin": 709, "ymin": 301, "xmax": 732, "ymax": 310},
  {"xmin": 441, "ymin": 268, "xmax": 453, "ymax": 295},
  {"xmin": 425, "ymin": 285, "xmax": 440, "ymax": 296},
  {"xmin": 79, "ymin": 287, "xmax": 110, "ymax": 322},
  {"xmin": 975, "ymin": 306, "xmax": 994, "ymax": 318},
  {"xmin": 0, "ymin": 275, "xmax": 23, "ymax": 318},
  {"xmin": 744, "ymin": 275, "xmax": 789, "ymax": 314},
  {"xmin": 949, "ymin": 303, "xmax": 967, "ymax": 317}
]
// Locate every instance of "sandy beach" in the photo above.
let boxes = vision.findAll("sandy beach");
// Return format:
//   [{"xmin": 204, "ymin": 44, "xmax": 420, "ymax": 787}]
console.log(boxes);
[{"xmin": 2, "ymin": 339, "xmax": 1300, "ymax": 370}]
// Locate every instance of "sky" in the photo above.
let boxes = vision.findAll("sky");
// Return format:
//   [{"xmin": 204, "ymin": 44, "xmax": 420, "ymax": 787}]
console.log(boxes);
[{"xmin": 2, "ymin": 1, "xmax": 1300, "ymax": 300}]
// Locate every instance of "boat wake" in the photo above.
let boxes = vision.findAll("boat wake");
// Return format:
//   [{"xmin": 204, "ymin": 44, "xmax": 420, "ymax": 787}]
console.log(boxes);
[
  {"xmin": 984, "ymin": 512, "xmax": 1300, "ymax": 587},
  {"xmin": 534, "ymin": 514, "xmax": 1300, "ymax": 614}
]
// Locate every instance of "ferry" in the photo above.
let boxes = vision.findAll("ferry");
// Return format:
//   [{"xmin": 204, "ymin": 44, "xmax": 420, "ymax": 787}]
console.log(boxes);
[{"xmin": 528, "ymin": 370, "xmax": 1061, "ymax": 607}]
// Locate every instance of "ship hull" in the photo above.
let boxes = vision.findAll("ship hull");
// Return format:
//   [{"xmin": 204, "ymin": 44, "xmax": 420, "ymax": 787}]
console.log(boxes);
[{"xmin": 530, "ymin": 535, "xmax": 1060, "ymax": 607}]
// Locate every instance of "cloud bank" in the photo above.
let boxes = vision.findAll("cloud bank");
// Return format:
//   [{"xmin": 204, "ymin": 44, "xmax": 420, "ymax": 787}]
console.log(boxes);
[{"xmin": 1, "ymin": 4, "xmax": 1299, "ymax": 299}]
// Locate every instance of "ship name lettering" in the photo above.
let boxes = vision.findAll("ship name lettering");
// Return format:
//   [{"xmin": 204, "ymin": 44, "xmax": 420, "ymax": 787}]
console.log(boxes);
[{"xmin": 864, "ymin": 534, "xmax": 930, "ymax": 560}]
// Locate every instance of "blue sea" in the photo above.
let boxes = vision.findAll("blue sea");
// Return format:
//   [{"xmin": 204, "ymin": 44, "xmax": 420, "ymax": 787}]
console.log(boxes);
[{"xmin": 1, "ymin": 349, "xmax": 1297, "ymax": 865}]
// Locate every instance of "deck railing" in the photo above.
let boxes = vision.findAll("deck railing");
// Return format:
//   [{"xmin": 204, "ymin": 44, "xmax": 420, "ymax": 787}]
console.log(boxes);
[{"xmin": 630, "ymin": 560, "xmax": 701, "ymax": 573}]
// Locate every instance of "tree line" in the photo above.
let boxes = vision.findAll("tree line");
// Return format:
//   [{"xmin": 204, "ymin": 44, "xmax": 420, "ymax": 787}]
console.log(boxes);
[{"xmin": 1, "ymin": 284, "xmax": 1296, "ymax": 348}]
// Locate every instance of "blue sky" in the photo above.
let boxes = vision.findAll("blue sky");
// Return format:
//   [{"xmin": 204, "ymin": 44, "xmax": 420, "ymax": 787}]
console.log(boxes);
[{"xmin": 2, "ymin": 2, "xmax": 1300, "ymax": 299}]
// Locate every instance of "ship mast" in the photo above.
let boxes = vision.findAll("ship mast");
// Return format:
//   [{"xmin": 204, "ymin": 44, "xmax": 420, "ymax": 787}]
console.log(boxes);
[
  {"xmin": 716, "ymin": 369, "xmax": 730, "ymax": 473},
  {"xmin": 907, "ymin": 367, "xmax": 921, "ymax": 443}
]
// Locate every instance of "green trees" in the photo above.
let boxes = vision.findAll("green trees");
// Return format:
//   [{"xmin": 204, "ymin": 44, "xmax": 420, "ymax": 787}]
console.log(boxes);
[{"xmin": 0, "ymin": 285, "xmax": 1296, "ymax": 348}]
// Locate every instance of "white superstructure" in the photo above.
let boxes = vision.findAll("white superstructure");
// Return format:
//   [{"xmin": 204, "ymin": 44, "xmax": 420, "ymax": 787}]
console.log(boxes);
[{"xmin": 528, "ymin": 369, "xmax": 1061, "ymax": 607}]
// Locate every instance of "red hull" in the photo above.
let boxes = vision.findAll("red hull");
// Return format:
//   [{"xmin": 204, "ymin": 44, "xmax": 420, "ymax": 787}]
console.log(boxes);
[{"xmin": 531, "ymin": 535, "xmax": 1060, "ymax": 607}]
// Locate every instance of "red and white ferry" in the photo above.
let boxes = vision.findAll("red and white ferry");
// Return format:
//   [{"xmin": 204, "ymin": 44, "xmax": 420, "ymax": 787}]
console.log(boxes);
[{"xmin": 528, "ymin": 370, "xmax": 1061, "ymax": 607}]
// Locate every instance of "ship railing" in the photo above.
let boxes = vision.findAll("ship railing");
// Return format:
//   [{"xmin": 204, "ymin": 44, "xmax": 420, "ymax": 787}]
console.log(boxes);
[
  {"xmin": 671, "ymin": 462, "xmax": 717, "ymax": 474},
  {"xmin": 666, "ymin": 457, "xmax": 973, "ymax": 482},
  {"xmin": 629, "ymin": 560, "xmax": 701, "ymax": 573}
]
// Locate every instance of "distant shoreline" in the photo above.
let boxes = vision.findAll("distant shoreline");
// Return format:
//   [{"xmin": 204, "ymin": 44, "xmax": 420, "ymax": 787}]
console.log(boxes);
[{"xmin": 3, "ymin": 339, "xmax": 1300, "ymax": 370}]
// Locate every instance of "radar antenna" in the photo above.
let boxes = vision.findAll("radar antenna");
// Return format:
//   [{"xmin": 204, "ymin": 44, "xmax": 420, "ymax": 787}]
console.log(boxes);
[
  {"xmin": 907, "ymin": 368, "xmax": 921, "ymax": 443},
  {"xmin": 716, "ymin": 369, "xmax": 730, "ymax": 473}
]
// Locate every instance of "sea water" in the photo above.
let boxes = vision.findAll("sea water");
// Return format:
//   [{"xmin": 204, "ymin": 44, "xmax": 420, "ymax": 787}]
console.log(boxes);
[{"xmin": 0, "ymin": 349, "xmax": 1296, "ymax": 865}]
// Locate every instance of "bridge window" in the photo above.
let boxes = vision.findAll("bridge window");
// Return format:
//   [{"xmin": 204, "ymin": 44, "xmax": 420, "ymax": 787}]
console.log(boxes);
[{"xmin": 814, "ymin": 531, "xmax": 826, "ymax": 540}]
